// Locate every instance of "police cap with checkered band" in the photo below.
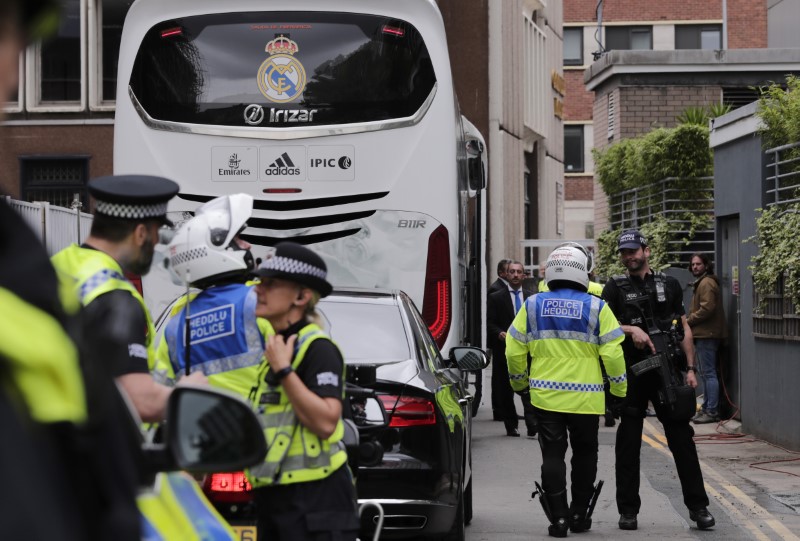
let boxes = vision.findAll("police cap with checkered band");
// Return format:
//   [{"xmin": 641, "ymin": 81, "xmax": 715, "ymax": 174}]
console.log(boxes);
[
  {"xmin": 88, "ymin": 175, "xmax": 179, "ymax": 226},
  {"xmin": 253, "ymin": 241, "xmax": 333, "ymax": 297}
]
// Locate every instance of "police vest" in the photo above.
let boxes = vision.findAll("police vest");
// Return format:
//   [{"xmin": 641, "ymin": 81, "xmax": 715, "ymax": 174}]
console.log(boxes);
[
  {"xmin": 246, "ymin": 324, "xmax": 347, "ymax": 487},
  {"xmin": 0, "ymin": 286, "xmax": 87, "ymax": 424},
  {"xmin": 611, "ymin": 272, "xmax": 677, "ymax": 332},
  {"xmin": 161, "ymin": 284, "xmax": 266, "ymax": 398},
  {"xmin": 506, "ymin": 289, "xmax": 627, "ymax": 415},
  {"xmin": 51, "ymin": 244, "xmax": 168, "ymax": 377},
  {"xmin": 138, "ymin": 471, "xmax": 237, "ymax": 540}
]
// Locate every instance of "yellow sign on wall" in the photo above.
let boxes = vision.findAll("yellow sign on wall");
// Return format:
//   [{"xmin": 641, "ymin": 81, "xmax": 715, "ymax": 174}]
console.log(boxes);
[{"xmin": 551, "ymin": 70, "xmax": 566, "ymax": 96}]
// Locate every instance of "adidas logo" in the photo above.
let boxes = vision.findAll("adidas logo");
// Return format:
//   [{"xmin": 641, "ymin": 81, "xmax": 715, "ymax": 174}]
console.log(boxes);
[{"xmin": 264, "ymin": 152, "xmax": 301, "ymax": 176}]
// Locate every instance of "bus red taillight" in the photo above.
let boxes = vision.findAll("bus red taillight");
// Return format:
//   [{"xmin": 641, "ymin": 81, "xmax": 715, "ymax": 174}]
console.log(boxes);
[
  {"xmin": 378, "ymin": 395, "xmax": 436, "ymax": 427},
  {"xmin": 421, "ymin": 225, "xmax": 451, "ymax": 349},
  {"xmin": 202, "ymin": 472, "xmax": 253, "ymax": 504}
]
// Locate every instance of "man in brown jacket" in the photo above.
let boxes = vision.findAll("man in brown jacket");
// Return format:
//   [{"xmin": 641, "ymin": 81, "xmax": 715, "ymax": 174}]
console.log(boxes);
[{"xmin": 687, "ymin": 253, "xmax": 727, "ymax": 424}]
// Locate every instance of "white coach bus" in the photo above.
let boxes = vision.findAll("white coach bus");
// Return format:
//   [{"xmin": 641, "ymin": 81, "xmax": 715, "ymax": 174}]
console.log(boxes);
[{"xmin": 114, "ymin": 0, "xmax": 487, "ymax": 354}]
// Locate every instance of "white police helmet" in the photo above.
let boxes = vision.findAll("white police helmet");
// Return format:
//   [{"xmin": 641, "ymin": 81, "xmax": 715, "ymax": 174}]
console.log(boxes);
[
  {"xmin": 167, "ymin": 194, "xmax": 254, "ymax": 286},
  {"xmin": 545, "ymin": 244, "xmax": 590, "ymax": 290},
  {"xmin": 554, "ymin": 241, "xmax": 595, "ymax": 273}
]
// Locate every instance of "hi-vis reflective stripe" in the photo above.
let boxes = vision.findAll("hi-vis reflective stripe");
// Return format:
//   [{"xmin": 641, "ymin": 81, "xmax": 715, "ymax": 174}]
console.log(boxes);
[
  {"xmin": 608, "ymin": 373, "xmax": 627, "ymax": 384},
  {"xmin": 530, "ymin": 378, "xmax": 604, "ymax": 392},
  {"xmin": 138, "ymin": 472, "xmax": 236, "ymax": 541},
  {"xmin": 249, "ymin": 441, "xmax": 346, "ymax": 479},
  {"xmin": 78, "ymin": 268, "xmax": 126, "ymax": 302}
]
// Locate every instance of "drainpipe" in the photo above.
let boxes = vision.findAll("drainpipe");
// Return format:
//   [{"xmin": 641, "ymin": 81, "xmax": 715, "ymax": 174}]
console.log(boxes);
[{"xmin": 722, "ymin": 0, "xmax": 728, "ymax": 49}]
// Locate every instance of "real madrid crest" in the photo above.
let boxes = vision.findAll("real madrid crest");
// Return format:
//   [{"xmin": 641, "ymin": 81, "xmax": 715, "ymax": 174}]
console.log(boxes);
[{"xmin": 257, "ymin": 35, "xmax": 306, "ymax": 103}]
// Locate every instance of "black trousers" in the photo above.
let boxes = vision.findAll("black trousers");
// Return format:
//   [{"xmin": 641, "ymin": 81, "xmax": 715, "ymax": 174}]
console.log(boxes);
[
  {"xmin": 254, "ymin": 466, "xmax": 359, "ymax": 541},
  {"xmin": 492, "ymin": 347, "xmax": 537, "ymax": 433},
  {"xmin": 615, "ymin": 370, "xmax": 710, "ymax": 515},
  {"xmin": 535, "ymin": 406, "xmax": 599, "ymax": 511}
]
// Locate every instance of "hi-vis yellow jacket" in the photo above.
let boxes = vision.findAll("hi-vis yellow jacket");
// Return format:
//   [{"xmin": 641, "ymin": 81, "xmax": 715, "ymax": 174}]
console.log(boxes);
[
  {"xmin": 246, "ymin": 324, "xmax": 347, "ymax": 487},
  {"xmin": 506, "ymin": 288, "xmax": 627, "ymax": 415},
  {"xmin": 51, "ymin": 244, "xmax": 172, "ymax": 379}
]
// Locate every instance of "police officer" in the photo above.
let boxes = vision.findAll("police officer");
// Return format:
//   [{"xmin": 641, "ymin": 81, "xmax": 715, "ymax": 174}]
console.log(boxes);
[
  {"xmin": 506, "ymin": 245, "xmax": 627, "ymax": 537},
  {"xmin": 0, "ymin": 2, "xmax": 140, "ymax": 538},
  {"xmin": 52, "ymin": 175, "xmax": 207, "ymax": 423},
  {"xmin": 245, "ymin": 242, "xmax": 359, "ymax": 541},
  {"xmin": 156, "ymin": 193, "xmax": 272, "ymax": 397},
  {"xmin": 601, "ymin": 230, "xmax": 715, "ymax": 531}
]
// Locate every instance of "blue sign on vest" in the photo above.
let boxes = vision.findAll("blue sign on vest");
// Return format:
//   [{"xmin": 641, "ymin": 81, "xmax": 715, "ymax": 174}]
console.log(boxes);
[
  {"xmin": 185, "ymin": 304, "xmax": 236, "ymax": 345},
  {"xmin": 540, "ymin": 298, "xmax": 583, "ymax": 319}
]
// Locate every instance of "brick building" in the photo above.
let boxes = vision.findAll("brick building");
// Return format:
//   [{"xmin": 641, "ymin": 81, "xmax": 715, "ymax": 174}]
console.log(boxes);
[{"xmin": 562, "ymin": 0, "xmax": 768, "ymax": 236}]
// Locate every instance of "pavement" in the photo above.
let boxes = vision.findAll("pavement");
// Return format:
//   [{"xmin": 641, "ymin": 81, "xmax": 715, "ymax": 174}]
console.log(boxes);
[{"xmin": 465, "ymin": 377, "xmax": 800, "ymax": 540}]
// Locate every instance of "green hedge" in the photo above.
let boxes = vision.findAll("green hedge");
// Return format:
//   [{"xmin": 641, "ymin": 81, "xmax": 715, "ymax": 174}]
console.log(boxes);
[{"xmin": 593, "ymin": 124, "xmax": 713, "ymax": 196}]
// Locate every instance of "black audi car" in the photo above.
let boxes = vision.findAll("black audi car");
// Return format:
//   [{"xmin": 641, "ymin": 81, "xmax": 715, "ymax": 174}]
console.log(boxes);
[{"xmin": 318, "ymin": 288, "xmax": 486, "ymax": 540}]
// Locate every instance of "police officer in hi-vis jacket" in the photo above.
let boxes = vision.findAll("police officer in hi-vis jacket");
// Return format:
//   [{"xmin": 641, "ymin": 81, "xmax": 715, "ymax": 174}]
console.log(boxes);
[{"xmin": 506, "ymin": 244, "xmax": 627, "ymax": 538}]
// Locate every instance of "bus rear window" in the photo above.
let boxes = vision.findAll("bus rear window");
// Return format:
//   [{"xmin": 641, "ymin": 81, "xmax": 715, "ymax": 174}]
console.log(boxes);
[{"xmin": 129, "ymin": 12, "xmax": 436, "ymax": 128}]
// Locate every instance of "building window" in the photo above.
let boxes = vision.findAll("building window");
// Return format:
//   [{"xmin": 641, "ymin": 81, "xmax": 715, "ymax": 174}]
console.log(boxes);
[
  {"xmin": 90, "ymin": 0, "xmax": 134, "ymax": 109},
  {"xmin": 20, "ymin": 156, "xmax": 91, "ymax": 209},
  {"xmin": 675, "ymin": 25, "xmax": 722, "ymax": 50},
  {"xmin": 26, "ymin": 0, "xmax": 85, "ymax": 111},
  {"xmin": 564, "ymin": 27, "xmax": 583, "ymax": 66},
  {"xmin": 564, "ymin": 125, "xmax": 584, "ymax": 172},
  {"xmin": 606, "ymin": 26, "xmax": 652, "ymax": 51}
]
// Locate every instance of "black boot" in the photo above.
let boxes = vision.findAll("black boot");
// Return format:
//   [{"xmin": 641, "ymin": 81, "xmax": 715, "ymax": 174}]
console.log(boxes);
[
  {"xmin": 545, "ymin": 490, "xmax": 570, "ymax": 538},
  {"xmin": 569, "ymin": 491, "xmax": 593, "ymax": 533}
]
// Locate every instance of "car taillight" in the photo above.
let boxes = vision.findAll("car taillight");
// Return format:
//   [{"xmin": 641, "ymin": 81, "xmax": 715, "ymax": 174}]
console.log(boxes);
[
  {"xmin": 421, "ymin": 225, "xmax": 451, "ymax": 349},
  {"xmin": 379, "ymin": 395, "xmax": 436, "ymax": 427},
  {"xmin": 202, "ymin": 472, "xmax": 253, "ymax": 504}
]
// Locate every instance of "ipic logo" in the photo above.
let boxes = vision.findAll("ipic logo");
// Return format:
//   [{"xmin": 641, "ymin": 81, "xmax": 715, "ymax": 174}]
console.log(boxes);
[{"xmin": 310, "ymin": 156, "xmax": 352, "ymax": 170}]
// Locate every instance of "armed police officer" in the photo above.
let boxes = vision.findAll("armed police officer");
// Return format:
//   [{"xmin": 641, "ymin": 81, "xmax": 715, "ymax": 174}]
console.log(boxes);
[
  {"xmin": 506, "ymin": 244, "xmax": 627, "ymax": 537},
  {"xmin": 601, "ymin": 230, "xmax": 715, "ymax": 531},
  {"xmin": 52, "ymin": 175, "xmax": 208, "ymax": 423}
]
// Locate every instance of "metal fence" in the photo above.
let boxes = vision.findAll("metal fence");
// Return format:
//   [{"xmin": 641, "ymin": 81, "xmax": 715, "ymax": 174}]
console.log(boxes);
[
  {"xmin": 754, "ymin": 143, "xmax": 800, "ymax": 340},
  {"xmin": 607, "ymin": 176, "xmax": 715, "ymax": 266},
  {"xmin": 6, "ymin": 196, "xmax": 93, "ymax": 255}
]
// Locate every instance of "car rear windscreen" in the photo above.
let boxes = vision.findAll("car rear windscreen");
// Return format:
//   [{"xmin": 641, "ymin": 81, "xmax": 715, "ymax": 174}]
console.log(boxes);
[
  {"xmin": 318, "ymin": 300, "xmax": 411, "ymax": 364},
  {"xmin": 129, "ymin": 12, "xmax": 436, "ymax": 127}
]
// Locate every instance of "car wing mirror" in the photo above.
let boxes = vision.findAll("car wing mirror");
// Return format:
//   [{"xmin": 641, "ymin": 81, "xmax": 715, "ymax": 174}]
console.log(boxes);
[
  {"xmin": 166, "ymin": 386, "xmax": 267, "ymax": 474},
  {"xmin": 449, "ymin": 346, "xmax": 489, "ymax": 371}
]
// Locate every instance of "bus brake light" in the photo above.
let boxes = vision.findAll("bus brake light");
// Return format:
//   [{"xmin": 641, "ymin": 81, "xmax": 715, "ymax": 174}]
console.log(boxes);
[
  {"xmin": 382, "ymin": 25, "xmax": 405, "ymax": 37},
  {"xmin": 421, "ymin": 225, "xmax": 451, "ymax": 349},
  {"xmin": 160, "ymin": 27, "xmax": 183, "ymax": 38}
]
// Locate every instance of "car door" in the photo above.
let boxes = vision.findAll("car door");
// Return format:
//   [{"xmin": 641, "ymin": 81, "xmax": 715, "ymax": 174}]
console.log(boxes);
[{"xmin": 400, "ymin": 294, "xmax": 468, "ymax": 480}]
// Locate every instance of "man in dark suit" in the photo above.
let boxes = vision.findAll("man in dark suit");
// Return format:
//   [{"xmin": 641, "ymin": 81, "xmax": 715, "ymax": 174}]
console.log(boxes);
[
  {"xmin": 482, "ymin": 258, "xmax": 511, "ymax": 419},
  {"xmin": 488, "ymin": 258, "xmax": 511, "ymax": 294},
  {"xmin": 487, "ymin": 260, "xmax": 537, "ymax": 437}
]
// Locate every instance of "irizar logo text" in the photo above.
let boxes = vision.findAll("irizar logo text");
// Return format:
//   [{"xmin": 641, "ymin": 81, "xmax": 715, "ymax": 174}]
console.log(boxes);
[
  {"xmin": 265, "ymin": 152, "xmax": 301, "ymax": 176},
  {"xmin": 269, "ymin": 108, "xmax": 318, "ymax": 123}
]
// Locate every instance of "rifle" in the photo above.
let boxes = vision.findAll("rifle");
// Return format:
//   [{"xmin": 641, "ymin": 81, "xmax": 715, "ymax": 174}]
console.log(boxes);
[{"xmin": 630, "ymin": 319, "xmax": 695, "ymax": 419}]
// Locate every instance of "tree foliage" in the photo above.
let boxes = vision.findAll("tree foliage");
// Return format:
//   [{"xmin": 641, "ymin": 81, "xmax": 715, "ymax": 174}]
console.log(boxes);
[{"xmin": 747, "ymin": 206, "xmax": 800, "ymax": 311}]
